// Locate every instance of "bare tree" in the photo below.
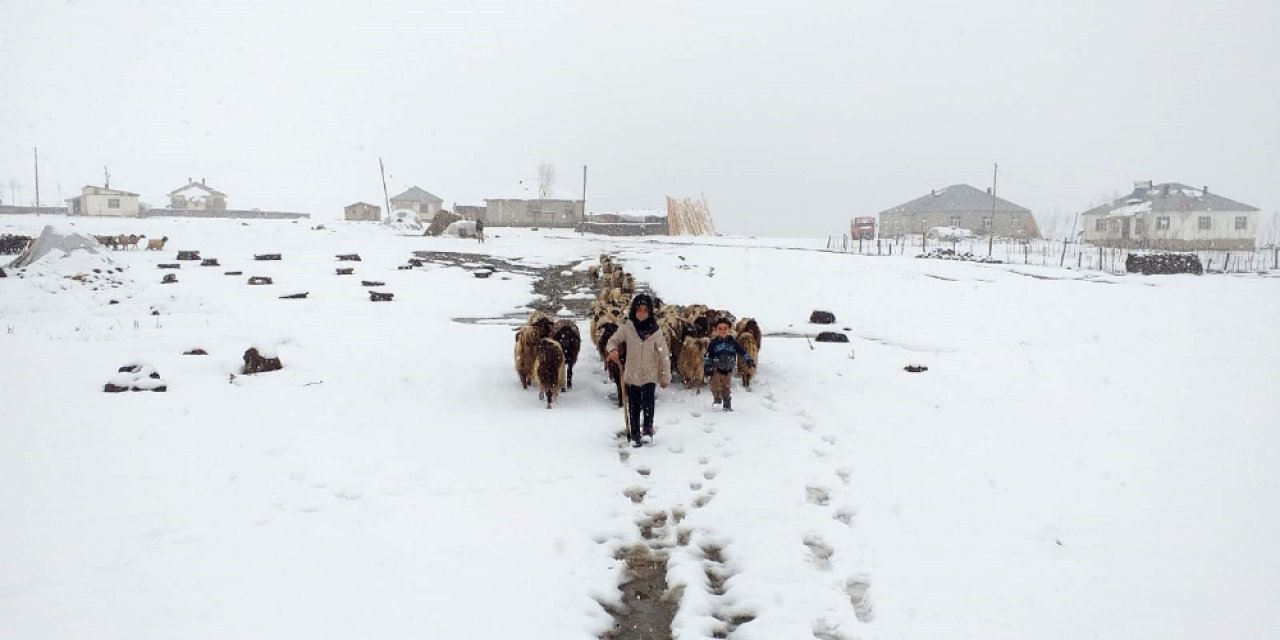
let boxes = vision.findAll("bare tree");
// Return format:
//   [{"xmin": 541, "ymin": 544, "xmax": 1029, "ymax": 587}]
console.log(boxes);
[{"xmin": 537, "ymin": 162, "xmax": 556, "ymax": 199}]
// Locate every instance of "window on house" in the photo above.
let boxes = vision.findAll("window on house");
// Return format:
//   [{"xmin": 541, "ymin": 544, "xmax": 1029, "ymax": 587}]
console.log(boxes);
[
  {"xmin": 108, "ymin": 198, "xmax": 120, "ymax": 209},
  {"xmin": 1135, "ymin": 218, "xmax": 1146, "ymax": 234},
  {"xmin": 1235, "ymin": 216, "xmax": 1248, "ymax": 230},
  {"xmin": 983, "ymin": 217, "xmax": 992, "ymax": 229},
  {"xmin": 1198, "ymin": 216, "xmax": 1211, "ymax": 231},
  {"xmin": 1156, "ymin": 216, "xmax": 1170, "ymax": 230},
  {"xmin": 949, "ymin": 216, "xmax": 961, "ymax": 227},
  {"xmin": 1095, "ymin": 219, "xmax": 1106, "ymax": 232}
]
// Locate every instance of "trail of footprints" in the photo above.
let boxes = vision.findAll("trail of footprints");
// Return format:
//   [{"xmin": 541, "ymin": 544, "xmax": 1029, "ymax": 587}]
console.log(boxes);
[
  {"xmin": 606, "ymin": 378, "xmax": 872, "ymax": 637},
  {"xmin": 789, "ymin": 398, "xmax": 875, "ymax": 627}
]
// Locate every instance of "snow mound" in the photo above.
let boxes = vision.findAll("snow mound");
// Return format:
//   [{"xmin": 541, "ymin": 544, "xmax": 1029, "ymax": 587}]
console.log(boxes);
[
  {"xmin": 388, "ymin": 210, "xmax": 424, "ymax": 233},
  {"xmin": 444, "ymin": 220, "xmax": 478, "ymax": 238},
  {"xmin": 9, "ymin": 225, "xmax": 103, "ymax": 269}
]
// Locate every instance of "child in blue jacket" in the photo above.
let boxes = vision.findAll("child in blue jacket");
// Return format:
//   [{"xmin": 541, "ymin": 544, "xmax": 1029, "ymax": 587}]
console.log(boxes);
[{"xmin": 704, "ymin": 318, "xmax": 754, "ymax": 411}]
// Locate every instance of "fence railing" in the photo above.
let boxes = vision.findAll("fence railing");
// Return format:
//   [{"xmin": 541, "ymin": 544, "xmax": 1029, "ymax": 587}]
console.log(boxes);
[{"xmin": 825, "ymin": 234, "xmax": 1280, "ymax": 274}]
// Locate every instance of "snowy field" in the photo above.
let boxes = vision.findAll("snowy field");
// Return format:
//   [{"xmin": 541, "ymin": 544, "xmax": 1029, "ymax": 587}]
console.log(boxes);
[{"xmin": 2, "ymin": 214, "xmax": 1278, "ymax": 640}]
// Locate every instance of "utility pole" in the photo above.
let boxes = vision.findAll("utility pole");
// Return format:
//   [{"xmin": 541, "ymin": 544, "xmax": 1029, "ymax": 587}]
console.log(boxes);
[
  {"xmin": 988, "ymin": 162, "xmax": 998, "ymax": 256},
  {"xmin": 104, "ymin": 166, "xmax": 111, "ymax": 189},
  {"xmin": 580, "ymin": 164, "xmax": 587, "ymax": 235},
  {"xmin": 379, "ymin": 157, "xmax": 391, "ymax": 223},
  {"xmin": 33, "ymin": 147, "xmax": 41, "ymax": 212}
]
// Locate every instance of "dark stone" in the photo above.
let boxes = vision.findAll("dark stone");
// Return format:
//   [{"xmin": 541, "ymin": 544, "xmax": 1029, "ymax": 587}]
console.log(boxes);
[
  {"xmin": 201, "ymin": 258, "xmax": 220, "ymax": 266},
  {"xmin": 161, "ymin": 273, "xmax": 178, "ymax": 284},
  {"xmin": 397, "ymin": 265, "xmax": 413, "ymax": 270},
  {"xmin": 118, "ymin": 364, "xmax": 140, "ymax": 373},
  {"xmin": 408, "ymin": 258, "xmax": 424, "ymax": 267},
  {"xmin": 248, "ymin": 276, "xmax": 273, "ymax": 285},
  {"xmin": 810, "ymin": 310, "xmax": 837, "ymax": 324},
  {"xmin": 336, "ymin": 254, "xmax": 361, "ymax": 261},
  {"xmin": 151, "ymin": 310, "xmax": 160, "ymax": 316},
  {"xmin": 254, "ymin": 254, "xmax": 282, "ymax": 261},
  {"xmin": 361, "ymin": 280, "xmax": 385, "ymax": 287},
  {"xmin": 904, "ymin": 364, "xmax": 929, "ymax": 373},
  {"xmin": 814, "ymin": 331, "xmax": 849, "ymax": 343},
  {"xmin": 104, "ymin": 383, "xmax": 130, "ymax": 393},
  {"xmin": 224, "ymin": 271, "xmax": 243, "ymax": 276},
  {"xmin": 176, "ymin": 251, "xmax": 201, "ymax": 261},
  {"xmin": 242, "ymin": 347, "xmax": 283, "ymax": 374},
  {"xmin": 279, "ymin": 292, "xmax": 309, "ymax": 299},
  {"xmin": 183, "ymin": 349, "xmax": 208, "ymax": 355},
  {"xmin": 336, "ymin": 267, "xmax": 354, "ymax": 275},
  {"xmin": 108, "ymin": 299, "xmax": 119, "ymax": 305},
  {"xmin": 0, "ymin": 267, "xmax": 7, "ymax": 278},
  {"xmin": 158, "ymin": 263, "xmax": 180, "ymax": 269},
  {"xmin": 369, "ymin": 291, "xmax": 394, "ymax": 302},
  {"xmin": 474, "ymin": 270, "xmax": 492, "ymax": 278}
]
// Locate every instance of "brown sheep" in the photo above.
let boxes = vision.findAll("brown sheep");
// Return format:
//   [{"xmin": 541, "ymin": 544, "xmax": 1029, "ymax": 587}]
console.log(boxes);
[
  {"xmin": 552, "ymin": 319, "xmax": 581, "ymax": 391},
  {"xmin": 587, "ymin": 264, "xmax": 600, "ymax": 281},
  {"xmin": 734, "ymin": 317, "xmax": 762, "ymax": 349},
  {"xmin": 677, "ymin": 336, "xmax": 709, "ymax": 393},
  {"xmin": 736, "ymin": 331, "xmax": 760, "ymax": 390},
  {"xmin": 145, "ymin": 236, "xmax": 169, "ymax": 251},
  {"xmin": 594, "ymin": 320, "xmax": 625, "ymax": 407},
  {"xmin": 527, "ymin": 310, "xmax": 556, "ymax": 340},
  {"xmin": 514, "ymin": 325, "xmax": 540, "ymax": 389},
  {"xmin": 534, "ymin": 337, "xmax": 566, "ymax": 409}
]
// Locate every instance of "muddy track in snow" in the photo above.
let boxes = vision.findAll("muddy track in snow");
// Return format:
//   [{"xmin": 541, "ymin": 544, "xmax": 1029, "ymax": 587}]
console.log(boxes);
[{"xmin": 411, "ymin": 250, "xmax": 598, "ymax": 323}]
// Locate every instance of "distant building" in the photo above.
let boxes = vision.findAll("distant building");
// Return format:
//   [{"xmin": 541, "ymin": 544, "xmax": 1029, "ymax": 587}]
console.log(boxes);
[
  {"xmin": 66, "ymin": 185, "xmax": 140, "ymax": 217},
  {"xmin": 1081, "ymin": 181, "xmax": 1260, "ymax": 250},
  {"xmin": 344, "ymin": 202, "xmax": 381, "ymax": 221},
  {"xmin": 168, "ymin": 178, "xmax": 227, "ymax": 211},
  {"xmin": 484, "ymin": 198, "xmax": 583, "ymax": 227},
  {"xmin": 390, "ymin": 187, "xmax": 444, "ymax": 218},
  {"xmin": 455, "ymin": 204, "xmax": 486, "ymax": 221},
  {"xmin": 879, "ymin": 184, "xmax": 1040, "ymax": 239}
]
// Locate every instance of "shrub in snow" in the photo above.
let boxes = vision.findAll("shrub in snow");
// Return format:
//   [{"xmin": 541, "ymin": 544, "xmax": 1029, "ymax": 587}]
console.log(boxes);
[
  {"xmin": 424, "ymin": 211, "xmax": 461, "ymax": 236},
  {"xmin": 809, "ymin": 310, "xmax": 836, "ymax": 324},
  {"xmin": 104, "ymin": 364, "xmax": 167, "ymax": 392},
  {"xmin": 241, "ymin": 347, "xmax": 283, "ymax": 375}
]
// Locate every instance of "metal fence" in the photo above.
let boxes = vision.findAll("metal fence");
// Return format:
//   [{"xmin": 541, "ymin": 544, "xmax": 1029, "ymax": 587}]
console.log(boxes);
[{"xmin": 826, "ymin": 234, "xmax": 1280, "ymax": 274}]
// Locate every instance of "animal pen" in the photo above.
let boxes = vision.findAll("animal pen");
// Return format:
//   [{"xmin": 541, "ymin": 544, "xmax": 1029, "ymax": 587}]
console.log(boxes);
[{"xmin": 826, "ymin": 234, "xmax": 1280, "ymax": 275}]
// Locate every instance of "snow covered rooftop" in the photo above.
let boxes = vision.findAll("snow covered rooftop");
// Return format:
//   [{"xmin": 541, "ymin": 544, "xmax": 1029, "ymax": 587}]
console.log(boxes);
[
  {"xmin": 1083, "ymin": 182, "xmax": 1259, "ymax": 217},
  {"xmin": 880, "ymin": 184, "xmax": 1031, "ymax": 215}
]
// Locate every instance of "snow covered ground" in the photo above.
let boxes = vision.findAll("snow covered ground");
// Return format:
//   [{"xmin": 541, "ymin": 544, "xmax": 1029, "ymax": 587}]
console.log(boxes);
[{"xmin": 2, "ymin": 215, "xmax": 1278, "ymax": 639}]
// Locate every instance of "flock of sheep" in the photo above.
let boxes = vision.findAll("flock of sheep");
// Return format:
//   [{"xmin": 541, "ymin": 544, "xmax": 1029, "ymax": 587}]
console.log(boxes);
[
  {"xmin": 514, "ymin": 253, "xmax": 762, "ymax": 409},
  {"xmin": 92, "ymin": 234, "xmax": 170, "ymax": 251}
]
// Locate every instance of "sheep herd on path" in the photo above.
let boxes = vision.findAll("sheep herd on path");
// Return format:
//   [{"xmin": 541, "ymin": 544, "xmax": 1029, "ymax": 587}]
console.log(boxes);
[{"xmin": 514, "ymin": 254, "xmax": 762, "ymax": 410}]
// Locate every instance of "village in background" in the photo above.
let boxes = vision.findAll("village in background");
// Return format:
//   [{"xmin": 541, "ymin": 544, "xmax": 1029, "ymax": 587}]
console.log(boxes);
[{"xmin": 1, "ymin": 159, "xmax": 1277, "ymax": 275}]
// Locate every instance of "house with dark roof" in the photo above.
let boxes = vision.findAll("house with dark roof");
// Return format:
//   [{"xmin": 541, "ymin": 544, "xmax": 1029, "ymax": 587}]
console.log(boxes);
[
  {"xmin": 878, "ymin": 184, "xmax": 1040, "ymax": 239},
  {"xmin": 344, "ymin": 202, "xmax": 382, "ymax": 222},
  {"xmin": 1081, "ymin": 181, "xmax": 1260, "ymax": 250},
  {"xmin": 390, "ymin": 187, "xmax": 444, "ymax": 218},
  {"xmin": 168, "ymin": 178, "xmax": 227, "ymax": 211}
]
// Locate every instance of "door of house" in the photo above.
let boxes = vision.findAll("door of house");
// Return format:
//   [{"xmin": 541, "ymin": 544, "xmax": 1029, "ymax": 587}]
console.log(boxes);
[{"xmin": 1121, "ymin": 218, "xmax": 1131, "ymax": 242}]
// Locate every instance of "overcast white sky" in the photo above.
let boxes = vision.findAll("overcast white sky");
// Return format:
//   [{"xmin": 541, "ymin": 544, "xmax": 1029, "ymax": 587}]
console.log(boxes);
[{"xmin": 3, "ymin": 0, "xmax": 1278, "ymax": 236}]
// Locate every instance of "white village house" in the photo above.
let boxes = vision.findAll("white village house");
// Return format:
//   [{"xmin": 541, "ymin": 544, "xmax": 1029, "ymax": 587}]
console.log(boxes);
[
  {"xmin": 167, "ymin": 178, "xmax": 227, "ymax": 211},
  {"xmin": 878, "ymin": 184, "xmax": 1041, "ymax": 239},
  {"xmin": 389, "ymin": 187, "xmax": 444, "ymax": 218},
  {"xmin": 65, "ymin": 185, "xmax": 140, "ymax": 217},
  {"xmin": 1081, "ymin": 181, "xmax": 1260, "ymax": 250}
]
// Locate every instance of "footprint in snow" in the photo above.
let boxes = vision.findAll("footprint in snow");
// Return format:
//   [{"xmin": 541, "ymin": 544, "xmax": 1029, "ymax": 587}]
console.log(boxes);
[
  {"xmin": 803, "ymin": 533, "xmax": 835, "ymax": 568},
  {"xmin": 806, "ymin": 485, "xmax": 831, "ymax": 506},
  {"xmin": 623, "ymin": 486, "xmax": 647, "ymax": 504}
]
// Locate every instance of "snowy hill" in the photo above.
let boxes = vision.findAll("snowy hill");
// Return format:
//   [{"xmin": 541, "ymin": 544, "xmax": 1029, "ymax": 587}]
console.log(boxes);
[{"xmin": 1, "ymin": 215, "xmax": 1278, "ymax": 639}]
